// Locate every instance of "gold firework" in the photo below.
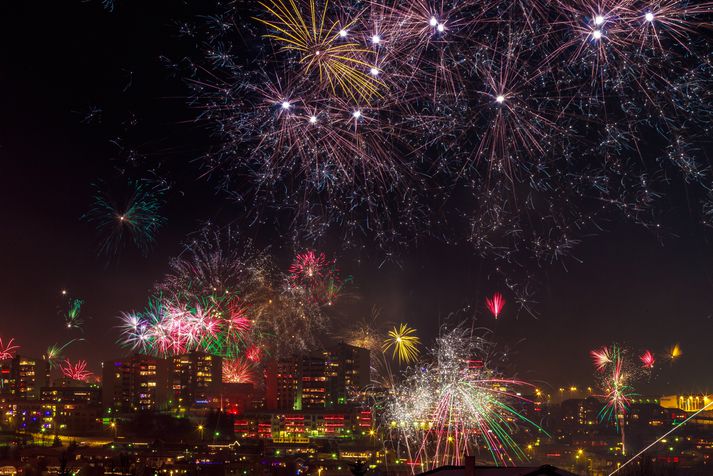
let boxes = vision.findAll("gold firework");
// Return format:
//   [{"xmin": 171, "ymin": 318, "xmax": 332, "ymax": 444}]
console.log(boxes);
[
  {"xmin": 383, "ymin": 323, "xmax": 420, "ymax": 364},
  {"xmin": 256, "ymin": 0, "xmax": 382, "ymax": 102}
]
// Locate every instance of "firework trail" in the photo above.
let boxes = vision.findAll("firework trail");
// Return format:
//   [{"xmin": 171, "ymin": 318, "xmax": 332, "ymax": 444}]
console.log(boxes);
[
  {"xmin": 386, "ymin": 327, "xmax": 547, "ymax": 471},
  {"xmin": 83, "ymin": 179, "xmax": 166, "ymax": 257},
  {"xmin": 45, "ymin": 339, "xmax": 83, "ymax": 369}
]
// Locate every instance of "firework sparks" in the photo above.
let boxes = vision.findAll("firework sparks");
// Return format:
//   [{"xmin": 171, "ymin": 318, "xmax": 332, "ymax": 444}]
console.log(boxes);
[
  {"xmin": 382, "ymin": 323, "xmax": 420, "ymax": 365},
  {"xmin": 669, "ymin": 343, "xmax": 682, "ymax": 360},
  {"xmin": 60, "ymin": 359, "xmax": 93, "ymax": 382},
  {"xmin": 386, "ymin": 327, "xmax": 547, "ymax": 470},
  {"xmin": 223, "ymin": 358, "xmax": 255, "ymax": 384},
  {"xmin": 0, "ymin": 338, "xmax": 19, "ymax": 361},
  {"xmin": 83, "ymin": 179, "xmax": 166, "ymax": 257},
  {"xmin": 64, "ymin": 297, "xmax": 85, "ymax": 330},
  {"xmin": 485, "ymin": 292, "xmax": 506, "ymax": 319},
  {"xmin": 591, "ymin": 346, "xmax": 614, "ymax": 372},
  {"xmin": 640, "ymin": 350, "xmax": 655, "ymax": 369},
  {"xmin": 120, "ymin": 226, "xmax": 332, "ymax": 359}
]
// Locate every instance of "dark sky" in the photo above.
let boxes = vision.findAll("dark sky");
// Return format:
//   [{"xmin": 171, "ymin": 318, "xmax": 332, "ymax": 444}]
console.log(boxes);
[{"xmin": 0, "ymin": 1, "xmax": 712, "ymax": 394}]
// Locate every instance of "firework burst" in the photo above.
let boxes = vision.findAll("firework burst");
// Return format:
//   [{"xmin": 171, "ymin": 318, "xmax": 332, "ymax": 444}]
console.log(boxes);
[
  {"xmin": 83, "ymin": 180, "xmax": 166, "ymax": 257},
  {"xmin": 485, "ymin": 292, "xmax": 506, "ymax": 319},
  {"xmin": 0, "ymin": 338, "xmax": 18, "ymax": 361},
  {"xmin": 386, "ymin": 327, "xmax": 546, "ymax": 471},
  {"xmin": 382, "ymin": 323, "xmax": 420, "ymax": 365},
  {"xmin": 60, "ymin": 359, "xmax": 93, "ymax": 382},
  {"xmin": 223, "ymin": 357, "xmax": 256, "ymax": 384}
]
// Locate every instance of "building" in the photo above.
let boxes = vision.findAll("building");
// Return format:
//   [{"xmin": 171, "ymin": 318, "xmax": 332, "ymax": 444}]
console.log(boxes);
[
  {"xmin": 660, "ymin": 394, "xmax": 712, "ymax": 413},
  {"xmin": 268, "ymin": 343, "xmax": 370, "ymax": 411},
  {"xmin": 0, "ymin": 355, "xmax": 50, "ymax": 399},
  {"xmin": 170, "ymin": 352, "xmax": 222, "ymax": 408},
  {"xmin": 560, "ymin": 397, "xmax": 601, "ymax": 428},
  {"xmin": 102, "ymin": 354, "xmax": 170, "ymax": 412}
]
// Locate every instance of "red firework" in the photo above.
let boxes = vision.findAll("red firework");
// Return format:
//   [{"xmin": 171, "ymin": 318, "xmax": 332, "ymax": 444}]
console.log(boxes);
[
  {"xmin": 246, "ymin": 345, "xmax": 262, "ymax": 363},
  {"xmin": 640, "ymin": 350, "xmax": 655, "ymax": 369},
  {"xmin": 60, "ymin": 359, "xmax": 93, "ymax": 382},
  {"xmin": 0, "ymin": 338, "xmax": 19, "ymax": 361},
  {"xmin": 223, "ymin": 358, "xmax": 255, "ymax": 384},
  {"xmin": 289, "ymin": 250, "xmax": 332, "ymax": 284},
  {"xmin": 485, "ymin": 293, "xmax": 506, "ymax": 319}
]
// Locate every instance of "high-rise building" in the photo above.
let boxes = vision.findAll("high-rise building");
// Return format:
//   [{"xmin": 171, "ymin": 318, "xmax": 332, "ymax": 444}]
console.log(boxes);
[
  {"xmin": 102, "ymin": 354, "xmax": 170, "ymax": 412},
  {"xmin": 170, "ymin": 352, "xmax": 222, "ymax": 407},
  {"xmin": 268, "ymin": 343, "xmax": 370, "ymax": 410},
  {"xmin": 0, "ymin": 355, "xmax": 50, "ymax": 399}
]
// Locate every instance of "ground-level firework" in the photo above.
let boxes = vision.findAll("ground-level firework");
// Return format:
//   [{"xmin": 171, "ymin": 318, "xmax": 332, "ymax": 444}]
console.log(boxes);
[{"xmin": 385, "ymin": 327, "xmax": 546, "ymax": 472}]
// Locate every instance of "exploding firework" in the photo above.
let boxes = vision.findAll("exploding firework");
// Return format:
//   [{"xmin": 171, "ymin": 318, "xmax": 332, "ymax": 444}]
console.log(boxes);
[
  {"xmin": 177, "ymin": 0, "xmax": 713, "ymax": 279},
  {"xmin": 0, "ymin": 338, "xmax": 18, "ymax": 361},
  {"xmin": 120, "ymin": 226, "xmax": 333, "ymax": 359},
  {"xmin": 63, "ymin": 297, "xmax": 85, "ymax": 330},
  {"xmin": 640, "ymin": 350, "xmax": 655, "ymax": 369},
  {"xmin": 60, "ymin": 359, "xmax": 93, "ymax": 382},
  {"xmin": 385, "ymin": 327, "xmax": 547, "ymax": 471},
  {"xmin": 669, "ymin": 343, "xmax": 682, "ymax": 360},
  {"xmin": 223, "ymin": 358, "xmax": 255, "ymax": 384},
  {"xmin": 45, "ymin": 339, "xmax": 83, "ymax": 369},
  {"xmin": 83, "ymin": 179, "xmax": 166, "ymax": 257},
  {"xmin": 382, "ymin": 323, "xmax": 420, "ymax": 365},
  {"xmin": 485, "ymin": 292, "xmax": 506, "ymax": 319},
  {"xmin": 591, "ymin": 344, "xmax": 652, "ymax": 456},
  {"xmin": 289, "ymin": 250, "xmax": 347, "ymax": 305}
]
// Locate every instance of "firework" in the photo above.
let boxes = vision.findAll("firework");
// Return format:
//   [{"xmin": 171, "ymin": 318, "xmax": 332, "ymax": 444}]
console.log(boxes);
[
  {"xmin": 0, "ymin": 338, "xmax": 18, "ymax": 361},
  {"xmin": 64, "ymin": 297, "xmax": 85, "ymax": 330},
  {"xmin": 386, "ymin": 327, "xmax": 546, "ymax": 470},
  {"xmin": 60, "ymin": 359, "xmax": 93, "ymax": 382},
  {"xmin": 223, "ymin": 358, "xmax": 255, "ymax": 384},
  {"xmin": 382, "ymin": 323, "xmax": 420, "ymax": 365},
  {"xmin": 591, "ymin": 346, "xmax": 616, "ymax": 372},
  {"xmin": 255, "ymin": 0, "xmax": 381, "ymax": 102},
  {"xmin": 669, "ymin": 343, "xmax": 682, "ymax": 360},
  {"xmin": 83, "ymin": 179, "xmax": 166, "ymax": 257},
  {"xmin": 289, "ymin": 250, "xmax": 346, "ymax": 305},
  {"xmin": 591, "ymin": 344, "xmax": 653, "ymax": 456},
  {"xmin": 639, "ymin": 350, "xmax": 655, "ymax": 369},
  {"xmin": 485, "ymin": 292, "xmax": 506, "ymax": 319},
  {"xmin": 45, "ymin": 339, "xmax": 83, "ymax": 369},
  {"xmin": 120, "ymin": 226, "xmax": 331, "ymax": 359},
  {"xmin": 179, "ymin": 0, "xmax": 713, "ymax": 273}
]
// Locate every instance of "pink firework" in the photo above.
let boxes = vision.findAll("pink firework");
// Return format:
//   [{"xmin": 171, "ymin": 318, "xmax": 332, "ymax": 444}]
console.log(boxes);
[
  {"xmin": 0, "ymin": 338, "xmax": 19, "ymax": 361},
  {"xmin": 60, "ymin": 359, "xmax": 93, "ymax": 382},
  {"xmin": 485, "ymin": 293, "xmax": 506, "ymax": 319},
  {"xmin": 223, "ymin": 358, "xmax": 255, "ymax": 384},
  {"xmin": 640, "ymin": 350, "xmax": 655, "ymax": 369},
  {"xmin": 591, "ymin": 346, "xmax": 613, "ymax": 372},
  {"xmin": 289, "ymin": 250, "xmax": 332, "ymax": 284}
]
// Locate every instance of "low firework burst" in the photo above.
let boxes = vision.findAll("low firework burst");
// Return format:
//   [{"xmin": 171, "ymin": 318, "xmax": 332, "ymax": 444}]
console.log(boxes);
[
  {"xmin": 640, "ymin": 350, "xmax": 655, "ymax": 369},
  {"xmin": 223, "ymin": 358, "xmax": 255, "ymax": 384},
  {"xmin": 60, "ymin": 359, "xmax": 93, "ymax": 382},
  {"xmin": 386, "ymin": 327, "xmax": 546, "ymax": 471}
]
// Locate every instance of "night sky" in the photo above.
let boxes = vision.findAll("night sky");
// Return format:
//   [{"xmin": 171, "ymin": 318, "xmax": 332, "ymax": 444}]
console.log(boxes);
[{"xmin": 1, "ymin": 1, "xmax": 712, "ymax": 394}]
